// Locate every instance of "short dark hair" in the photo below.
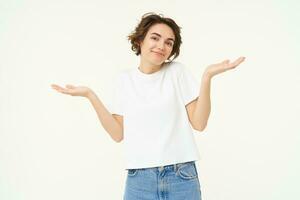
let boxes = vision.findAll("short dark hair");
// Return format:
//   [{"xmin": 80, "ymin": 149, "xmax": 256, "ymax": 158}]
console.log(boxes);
[{"xmin": 127, "ymin": 12, "xmax": 182, "ymax": 63}]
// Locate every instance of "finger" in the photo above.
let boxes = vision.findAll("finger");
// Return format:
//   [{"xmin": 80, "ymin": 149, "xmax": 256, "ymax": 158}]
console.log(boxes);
[
  {"xmin": 230, "ymin": 57, "xmax": 245, "ymax": 68},
  {"xmin": 58, "ymin": 87, "xmax": 72, "ymax": 94},
  {"xmin": 234, "ymin": 56, "xmax": 245, "ymax": 64},
  {"xmin": 50, "ymin": 84, "xmax": 71, "ymax": 94},
  {"xmin": 51, "ymin": 84, "xmax": 60, "ymax": 89},
  {"xmin": 221, "ymin": 59, "xmax": 230, "ymax": 64},
  {"xmin": 65, "ymin": 84, "xmax": 75, "ymax": 89},
  {"xmin": 51, "ymin": 84, "xmax": 65, "ymax": 91},
  {"xmin": 60, "ymin": 90, "xmax": 71, "ymax": 95},
  {"xmin": 51, "ymin": 84, "xmax": 61, "ymax": 90}
]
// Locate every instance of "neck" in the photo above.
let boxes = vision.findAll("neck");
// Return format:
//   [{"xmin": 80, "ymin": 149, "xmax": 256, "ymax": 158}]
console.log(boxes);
[{"xmin": 138, "ymin": 60, "xmax": 164, "ymax": 74}]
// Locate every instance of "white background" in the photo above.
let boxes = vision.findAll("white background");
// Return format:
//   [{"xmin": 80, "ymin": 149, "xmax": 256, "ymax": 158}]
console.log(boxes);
[{"xmin": 1, "ymin": 0, "xmax": 299, "ymax": 199}]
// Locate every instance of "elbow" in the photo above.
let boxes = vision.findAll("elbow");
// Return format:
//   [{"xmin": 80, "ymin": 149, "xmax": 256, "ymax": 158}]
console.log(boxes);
[
  {"xmin": 194, "ymin": 127, "xmax": 205, "ymax": 132},
  {"xmin": 115, "ymin": 137, "xmax": 123, "ymax": 143},
  {"xmin": 112, "ymin": 127, "xmax": 124, "ymax": 143},
  {"xmin": 114, "ymin": 133, "xmax": 124, "ymax": 143},
  {"xmin": 193, "ymin": 123, "xmax": 207, "ymax": 132}
]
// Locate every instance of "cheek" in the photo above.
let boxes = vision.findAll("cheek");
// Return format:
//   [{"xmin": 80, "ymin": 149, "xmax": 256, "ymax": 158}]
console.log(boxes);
[
  {"xmin": 148, "ymin": 41, "xmax": 157, "ymax": 49},
  {"xmin": 167, "ymin": 47, "xmax": 173, "ymax": 55},
  {"xmin": 142, "ymin": 41, "xmax": 155, "ymax": 51}
]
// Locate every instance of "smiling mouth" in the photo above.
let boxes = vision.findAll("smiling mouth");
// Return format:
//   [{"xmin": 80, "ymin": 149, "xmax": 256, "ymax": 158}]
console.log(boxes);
[{"xmin": 152, "ymin": 51, "xmax": 164, "ymax": 56}]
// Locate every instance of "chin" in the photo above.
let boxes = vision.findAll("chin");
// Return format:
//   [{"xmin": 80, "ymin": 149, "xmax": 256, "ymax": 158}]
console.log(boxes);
[
  {"xmin": 144, "ymin": 55, "xmax": 167, "ymax": 66},
  {"xmin": 152, "ymin": 57, "xmax": 167, "ymax": 64},
  {"xmin": 152, "ymin": 60, "xmax": 165, "ymax": 66}
]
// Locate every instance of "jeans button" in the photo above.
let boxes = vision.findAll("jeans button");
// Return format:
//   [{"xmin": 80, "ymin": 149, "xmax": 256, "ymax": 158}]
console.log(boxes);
[{"xmin": 159, "ymin": 166, "xmax": 164, "ymax": 172}]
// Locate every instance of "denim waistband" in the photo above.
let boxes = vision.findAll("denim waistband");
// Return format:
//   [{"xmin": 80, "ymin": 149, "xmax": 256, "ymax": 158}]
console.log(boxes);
[{"xmin": 147, "ymin": 161, "xmax": 195, "ymax": 172}]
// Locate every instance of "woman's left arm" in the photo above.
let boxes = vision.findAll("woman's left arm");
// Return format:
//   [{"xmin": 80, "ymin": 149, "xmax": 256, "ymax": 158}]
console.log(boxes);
[{"xmin": 188, "ymin": 56, "xmax": 246, "ymax": 131}]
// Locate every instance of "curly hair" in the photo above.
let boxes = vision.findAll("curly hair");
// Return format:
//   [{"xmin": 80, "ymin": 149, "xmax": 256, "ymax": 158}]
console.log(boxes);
[{"xmin": 127, "ymin": 12, "xmax": 182, "ymax": 63}]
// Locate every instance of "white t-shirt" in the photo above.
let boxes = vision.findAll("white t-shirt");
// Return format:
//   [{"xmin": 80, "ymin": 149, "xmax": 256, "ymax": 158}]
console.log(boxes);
[{"xmin": 111, "ymin": 61, "xmax": 201, "ymax": 169}]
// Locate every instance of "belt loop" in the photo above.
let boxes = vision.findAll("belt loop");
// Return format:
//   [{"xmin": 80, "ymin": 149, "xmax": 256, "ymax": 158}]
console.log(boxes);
[
  {"xmin": 159, "ymin": 166, "xmax": 164, "ymax": 172},
  {"xmin": 174, "ymin": 163, "xmax": 177, "ymax": 172}
]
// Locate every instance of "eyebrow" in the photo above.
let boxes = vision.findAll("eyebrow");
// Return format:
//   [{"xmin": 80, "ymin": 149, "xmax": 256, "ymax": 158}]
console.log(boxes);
[{"xmin": 150, "ymin": 32, "xmax": 175, "ymax": 42}]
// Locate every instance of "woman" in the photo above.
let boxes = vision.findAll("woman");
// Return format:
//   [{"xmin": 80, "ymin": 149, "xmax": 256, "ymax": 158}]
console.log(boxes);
[{"xmin": 51, "ymin": 12, "xmax": 245, "ymax": 200}]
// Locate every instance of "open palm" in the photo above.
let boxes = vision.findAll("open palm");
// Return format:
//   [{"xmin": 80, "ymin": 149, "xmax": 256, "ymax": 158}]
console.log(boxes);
[
  {"xmin": 205, "ymin": 56, "xmax": 246, "ymax": 78},
  {"xmin": 51, "ymin": 84, "xmax": 91, "ymax": 97}
]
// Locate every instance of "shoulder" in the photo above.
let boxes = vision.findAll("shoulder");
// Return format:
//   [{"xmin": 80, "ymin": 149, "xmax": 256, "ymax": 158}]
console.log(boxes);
[
  {"xmin": 115, "ymin": 68, "xmax": 131, "ymax": 81},
  {"xmin": 167, "ymin": 61, "xmax": 188, "ymax": 77}
]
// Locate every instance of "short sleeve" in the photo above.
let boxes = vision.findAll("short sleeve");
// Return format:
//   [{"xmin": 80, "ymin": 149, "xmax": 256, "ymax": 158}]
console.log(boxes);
[
  {"xmin": 178, "ymin": 64, "xmax": 200, "ymax": 106},
  {"xmin": 111, "ymin": 74, "xmax": 124, "ymax": 116}
]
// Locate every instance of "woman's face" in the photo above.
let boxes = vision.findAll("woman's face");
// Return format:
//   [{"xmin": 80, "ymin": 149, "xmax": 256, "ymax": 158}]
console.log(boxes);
[{"xmin": 139, "ymin": 23, "xmax": 175, "ymax": 66}]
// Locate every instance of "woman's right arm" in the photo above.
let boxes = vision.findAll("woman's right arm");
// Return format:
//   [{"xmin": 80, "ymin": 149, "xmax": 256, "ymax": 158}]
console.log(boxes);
[
  {"xmin": 87, "ymin": 91, "xmax": 123, "ymax": 143},
  {"xmin": 51, "ymin": 84, "xmax": 123, "ymax": 143}
]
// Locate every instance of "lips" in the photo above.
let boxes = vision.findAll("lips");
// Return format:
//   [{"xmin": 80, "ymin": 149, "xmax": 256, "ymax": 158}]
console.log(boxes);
[{"xmin": 152, "ymin": 51, "xmax": 164, "ymax": 56}]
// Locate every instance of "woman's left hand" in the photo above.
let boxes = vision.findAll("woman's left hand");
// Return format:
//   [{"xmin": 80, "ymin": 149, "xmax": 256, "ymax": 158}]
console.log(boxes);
[{"xmin": 204, "ymin": 56, "xmax": 246, "ymax": 79}]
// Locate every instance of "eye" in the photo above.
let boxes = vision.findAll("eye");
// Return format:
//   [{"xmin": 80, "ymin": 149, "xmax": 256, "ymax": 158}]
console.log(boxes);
[
  {"xmin": 151, "ymin": 37, "xmax": 158, "ymax": 41},
  {"xmin": 166, "ymin": 42, "xmax": 173, "ymax": 47}
]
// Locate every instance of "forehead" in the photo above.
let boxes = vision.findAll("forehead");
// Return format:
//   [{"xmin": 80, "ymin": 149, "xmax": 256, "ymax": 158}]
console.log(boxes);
[{"xmin": 146, "ymin": 23, "xmax": 175, "ymax": 39}]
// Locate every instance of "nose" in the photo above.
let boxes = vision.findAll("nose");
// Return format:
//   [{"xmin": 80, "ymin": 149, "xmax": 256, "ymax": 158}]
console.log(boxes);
[{"xmin": 157, "ymin": 41, "xmax": 165, "ymax": 50}]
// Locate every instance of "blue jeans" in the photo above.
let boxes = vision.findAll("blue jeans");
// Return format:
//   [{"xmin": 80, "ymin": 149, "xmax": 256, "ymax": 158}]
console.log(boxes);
[{"xmin": 123, "ymin": 161, "xmax": 202, "ymax": 200}]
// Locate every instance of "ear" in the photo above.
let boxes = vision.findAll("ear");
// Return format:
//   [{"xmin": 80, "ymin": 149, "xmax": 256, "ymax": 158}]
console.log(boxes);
[{"xmin": 138, "ymin": 40, "xmax": 143, "ymax": 47}]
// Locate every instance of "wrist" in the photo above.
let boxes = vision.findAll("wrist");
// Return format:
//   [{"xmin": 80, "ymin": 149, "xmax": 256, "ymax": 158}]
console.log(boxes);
[
  {"xmin": 86, "ymin": 90, "xmax": 95, "ymax": 99},
  {"xmin": 202, "ymin": 70, "xmax": 213, "ymax": 81}
]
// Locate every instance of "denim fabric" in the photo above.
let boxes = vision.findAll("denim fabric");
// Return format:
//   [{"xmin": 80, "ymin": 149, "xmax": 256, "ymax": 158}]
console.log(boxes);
[{"xmin": 123, "ymin": 161, "xmax": 202, "ymax": 200}]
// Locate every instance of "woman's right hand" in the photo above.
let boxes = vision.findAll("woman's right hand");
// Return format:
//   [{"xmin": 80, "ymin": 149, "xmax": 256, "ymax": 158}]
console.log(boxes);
[{"xmin": 51, "ymin": 84, "xmax": 92, "ymax": 98}]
